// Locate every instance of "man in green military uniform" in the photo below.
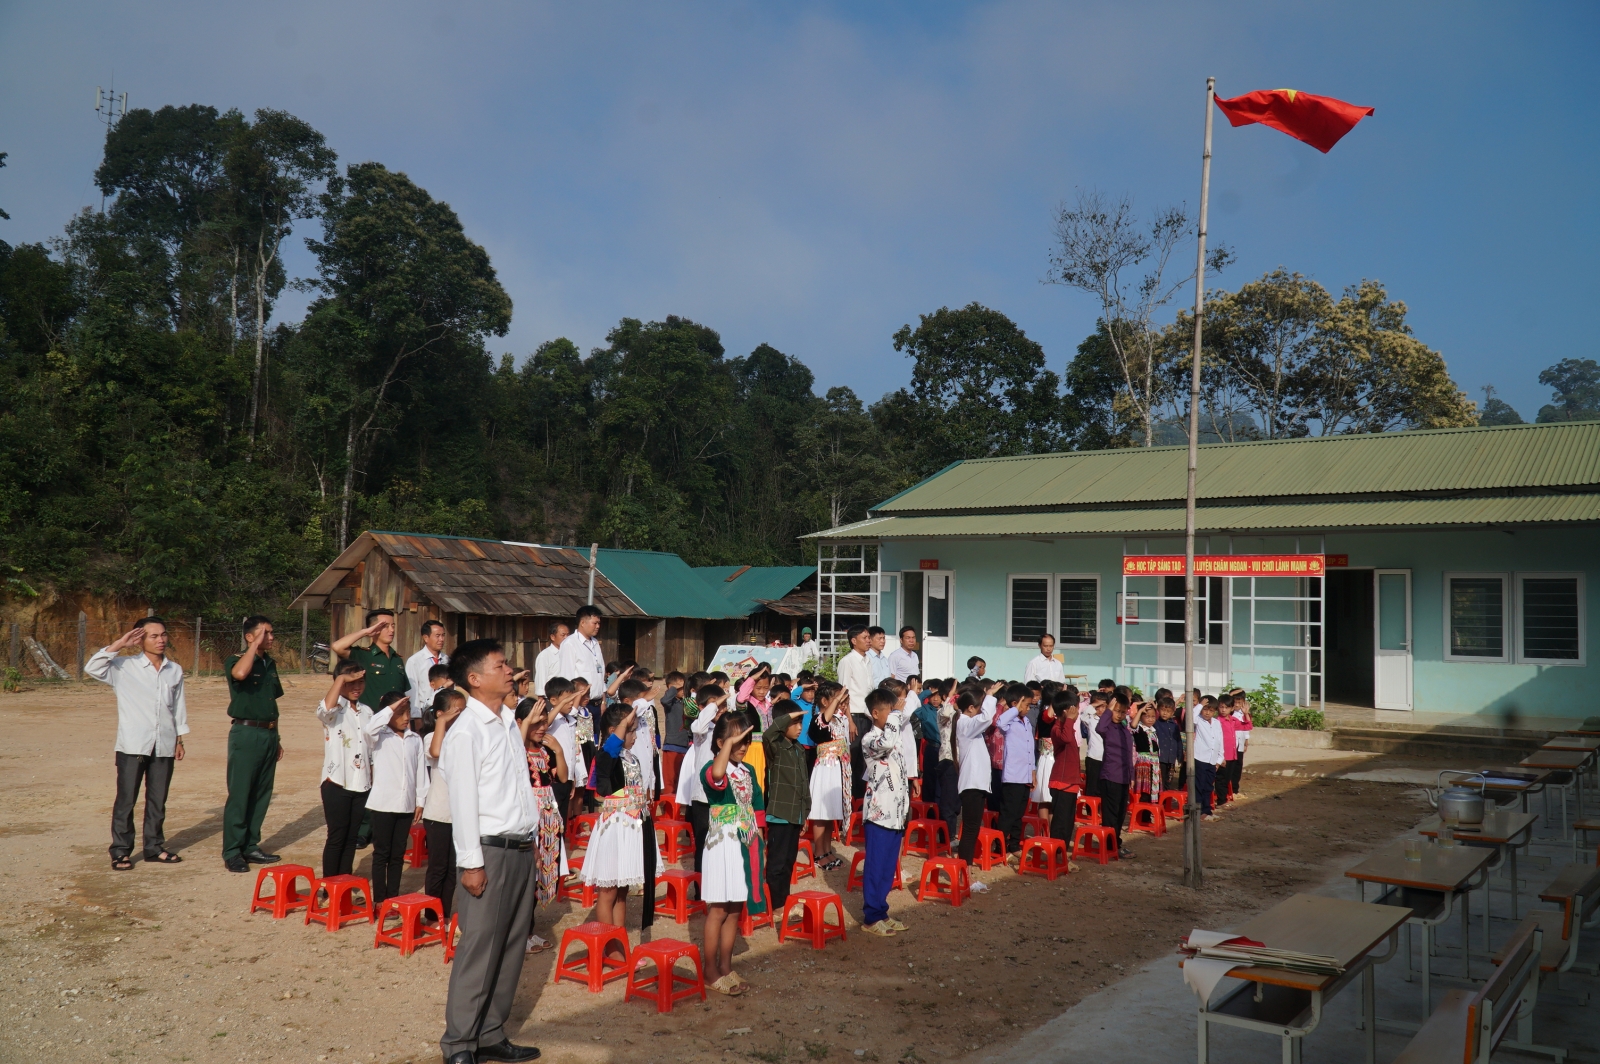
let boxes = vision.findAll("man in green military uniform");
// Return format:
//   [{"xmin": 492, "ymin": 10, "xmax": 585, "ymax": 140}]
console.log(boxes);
[
  {"xmin": 331, "ymin": 608, "xmax": 409, "ymax": 847},
  {"xmin": 223, "ymin": 615, "xmax": 285, "ymax": 873}
]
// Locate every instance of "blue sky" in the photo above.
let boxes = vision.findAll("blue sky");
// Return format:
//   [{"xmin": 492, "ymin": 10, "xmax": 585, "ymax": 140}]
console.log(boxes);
[{"xmin": 1, "ymin": 1, "xmax": 1594, "ymax": 419}]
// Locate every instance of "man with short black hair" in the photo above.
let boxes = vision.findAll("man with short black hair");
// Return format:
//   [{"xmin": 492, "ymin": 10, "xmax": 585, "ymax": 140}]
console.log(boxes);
[
  {"xmin": 866, "ymin": 625, "xmax": 891, "ymax": 685},
  {"xmin": 223, "ymin": 615, "xmax": 285, "ymax": 872},
  {"xmin": 439, "ymin": 639, "xmax": 540, "ymax": 1064},
  {"xmin": 333, "ymin": 608, "xmax": 409, "ymax": 705},
  {"xmin": 86, "ymin": 616, "xmax": 188, "ymax": 870},
  {"xmin": 532, "ymin": 621, "xmax": 568, "ymax": 696},
  {"xmin": 888, "ymin": 626, "xmax": 920, "ymax": 682},
  {"xmin": 557, "ymin": 605, "xmax": 605, "ymax": 696},
  {"xmin": 406, "ymin": 619, "xmax": 449, "ymax": 719}
]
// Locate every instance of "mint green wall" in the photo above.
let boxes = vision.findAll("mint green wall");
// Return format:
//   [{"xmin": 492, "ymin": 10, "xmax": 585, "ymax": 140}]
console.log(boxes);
[{"xmin": 880, "ymin": 526, "xmax": 1599, "ymax": 723}]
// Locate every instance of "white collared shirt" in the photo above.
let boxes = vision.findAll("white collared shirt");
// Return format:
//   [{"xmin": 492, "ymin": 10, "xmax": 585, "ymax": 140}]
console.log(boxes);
[
  {"xmin": 85, "ymin": 647, "xmax": 189, "ymax": 757},
  {"xmin": 405, "ymin": 648, "xmax": 447, "ymax": 718},
  {"xmin": 533, "ymin": 643, "xmax": 562, "ymax": 695},
  {"xmin": 422, "ymin": 752, "xmax": 452, "ymax": 823},
  {"xmin": 955, "ymin": 702, "xmax": 998, "ymax": 793},
  {"xmin": 316, "ymin": 696, "xmax": 394, "ymax": 791},
  {"xmin": 674, "ymin": 704, "xmax": 721, "ymax": 806},
  {"xmin": 547, "ymin": 709, "xmax": 585, "ymax": 784},
  {"xmin": 837, "ymin": 650, "xmax": 874, "ymax": 716},
  {"xmin": 557, "ymin": 633, "xmax": 605, "ymax": 696},
  {"xmin": 368, "ymin": 727, "xmax": 429, "ymax": 813},
  {"xmin": 630, "ymin": 697, "xmax": 658, "ymax": 792},
  {"xmin": 1193, "ymin": 715, "xmax": 1226, "ymax": 765},
  {"xmin": 440, "ymin": 695, "xmax": 539, "ymax": 869},
  {"xmin": 887, "ymin": 647, "xmax": 920, "ymax": 682},
  {"xmin": 867, "ymin": 648, "xmax": 892, "ymax": 685},
  {"xmin": 1023, "ymin": 654, "xmax": 1065, "ymax": 684}
]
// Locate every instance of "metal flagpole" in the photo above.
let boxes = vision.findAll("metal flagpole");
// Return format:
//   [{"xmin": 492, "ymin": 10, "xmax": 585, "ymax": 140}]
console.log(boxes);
[{"xmin": 1183, "ymin": 76, "xmax": 1216, "ymax": 890}]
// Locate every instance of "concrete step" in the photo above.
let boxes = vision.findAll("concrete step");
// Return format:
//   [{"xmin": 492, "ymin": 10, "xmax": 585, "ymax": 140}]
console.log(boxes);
[{"xmin": 1328, "ymin": 725, "xmax": 1545, "ymax": 761}]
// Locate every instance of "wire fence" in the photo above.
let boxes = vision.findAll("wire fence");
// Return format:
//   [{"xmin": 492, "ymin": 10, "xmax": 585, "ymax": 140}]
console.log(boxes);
[{"xmin": 4, "ymin": 613, "xmax": 328, "ymax": 682}]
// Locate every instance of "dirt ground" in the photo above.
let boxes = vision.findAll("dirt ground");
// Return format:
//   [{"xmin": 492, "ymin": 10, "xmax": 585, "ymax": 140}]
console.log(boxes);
[{"xmin": 0, "ymin": 676, "xmax": 1434, "ymax": 1064}]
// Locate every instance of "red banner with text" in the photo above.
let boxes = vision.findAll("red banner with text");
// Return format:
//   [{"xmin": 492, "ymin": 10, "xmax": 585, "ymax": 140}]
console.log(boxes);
[{"xmin": 1121, "ymin": 554, "xmax": 1326, "ymax": 577}]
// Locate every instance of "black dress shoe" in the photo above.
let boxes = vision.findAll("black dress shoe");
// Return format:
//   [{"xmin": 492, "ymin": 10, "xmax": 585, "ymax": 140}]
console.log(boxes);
[
  {"xmin": 475, "ymin": 1040, "xmax": 540, "ymax": 1062},
  {"xmin": 224, "ymin": 856, "xmax": 249, "ymax": 873},
  {"xmin": 444, "ymin": 1052, "xmax": 474, "ymax": 1064},
  {"xmin": 244, "ymin": 849, "xmax": 281, "ymax": 864}
]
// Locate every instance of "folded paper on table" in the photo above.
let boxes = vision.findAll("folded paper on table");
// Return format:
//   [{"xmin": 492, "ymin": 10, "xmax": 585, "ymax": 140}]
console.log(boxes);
[
  {"xmin": 1179, "ymin": 929, "xmax": 1343, "ymax": 1004},
  {"xmin": 1181, "ymin": 929, "xmax": 1255, "ymax": 1004}
]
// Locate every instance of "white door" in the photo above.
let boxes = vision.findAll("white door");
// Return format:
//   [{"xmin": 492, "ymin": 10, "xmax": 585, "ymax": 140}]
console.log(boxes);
[
  {"xmin": 1374, "ymin": 569, "xmax": 1413, "ymax": 711},
  {"xmin": 922, "ymin": 571, "xmax": 955, "ymax": 677}
]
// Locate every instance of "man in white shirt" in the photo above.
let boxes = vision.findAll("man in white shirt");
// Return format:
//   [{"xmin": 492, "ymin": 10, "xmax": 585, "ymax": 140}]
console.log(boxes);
[
  {"xmin": 1023, "ymin": 634, "xmax": 1066, "ymax": 685},
  {"xmin": 887, "ymin": 626, "xmax": 920, "ymax": 682},
  {"xmin": 532, "ymin": 621, "xmax": 568, "ymax": 696},
  {"xmin": 866, "ymin": 626, "xmax": 892, "ymax": 686},
  {"xmin": 439, "ymin": 639, "xmax": 541, "ymax": 1064},
  {"xmin": 85, "ymin": 617, "xmax": 188, "ymax": 870},
  {"xmin": 405, "ymin": 619, "xmax": 449, "ymax": 718},
  {"xmin": 797, "ymin": 627, "xmax": 819, "ymax": 664},
  {"xmin": 557, "ymin": 605, "xmax": 605, "ymax": 697},
  {"xmin": 836, "ymin": 625, "xmax": 874, "ymax": 716}
]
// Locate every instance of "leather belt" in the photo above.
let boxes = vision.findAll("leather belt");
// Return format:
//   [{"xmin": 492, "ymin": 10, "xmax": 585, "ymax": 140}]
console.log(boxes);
[
  {"xmin": 231, "ymin": 718, "xmax": 278, "ymax": 730},
  {"xmin": 479, "ymin": 835, "xmax": 532, "ymax": 851}
]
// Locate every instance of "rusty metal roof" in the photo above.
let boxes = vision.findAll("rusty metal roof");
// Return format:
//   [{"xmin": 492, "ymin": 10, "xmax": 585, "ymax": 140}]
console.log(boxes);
[{"xmin": 291, "ymin": 532, "xmax": 645, "ymax": 617}]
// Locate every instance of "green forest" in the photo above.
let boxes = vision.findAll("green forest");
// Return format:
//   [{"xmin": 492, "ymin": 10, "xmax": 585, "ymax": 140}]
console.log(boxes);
[{"xmin": 2, "ymin": 103, "xmax": 1594, "ymax": 620}]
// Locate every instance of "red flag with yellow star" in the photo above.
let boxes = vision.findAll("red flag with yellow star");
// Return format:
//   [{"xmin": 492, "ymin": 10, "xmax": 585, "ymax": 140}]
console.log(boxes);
[{"xmin": 1214, "ymin": 89, "xmax": 1374, "ymax": 152}]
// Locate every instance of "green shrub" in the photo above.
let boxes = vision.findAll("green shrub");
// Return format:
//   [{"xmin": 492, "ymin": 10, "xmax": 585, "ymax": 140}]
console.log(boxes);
[
  {"xmin": 1281, "ymin": 706, "xmax": 1326, "ymax": 730},
  {"xmin": 1245, "ymin": 674, "xmax": 1283, "ymax": 728}
]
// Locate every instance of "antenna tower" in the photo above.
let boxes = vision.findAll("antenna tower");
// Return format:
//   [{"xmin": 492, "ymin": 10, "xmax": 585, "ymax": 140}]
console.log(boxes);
[{"xmin": 94, "ymin": 84, "xmax": 128, "ymax": 212}]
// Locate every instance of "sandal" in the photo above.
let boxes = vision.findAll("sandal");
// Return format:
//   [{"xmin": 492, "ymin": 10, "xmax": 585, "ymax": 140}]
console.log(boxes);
[
  {"xmin": 111, "ymin": 856, "xmax": 133, "ymax": 871},
  {"xmin": 710, "ymin": 974, "xmax": 745, "ymax": 997},
  {"xmin": 146, "ymin": 850, "xmax": 183, "ymax": 864}
]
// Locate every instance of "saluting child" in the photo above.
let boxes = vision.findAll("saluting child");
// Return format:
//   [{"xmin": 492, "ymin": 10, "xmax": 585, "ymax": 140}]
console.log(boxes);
[
  {"xmin": 367, "ymin": 690, "xmax": 427, "ymax": 906},
  {"xmin": 860, "ymin": 688, "xmax": 911, "ymax": 936},
  {"xmin": 701, "ymin": 714, "xmax": 764, "ymax": 996}
]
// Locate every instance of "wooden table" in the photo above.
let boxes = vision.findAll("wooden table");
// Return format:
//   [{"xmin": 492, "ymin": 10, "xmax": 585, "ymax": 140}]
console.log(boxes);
[
  {"xmin": 1416, "ymin": 809, "xmax": 1538, "ymax": 923},
  {"xmin": 1345, "ymin": 839, "xmax": 1493, "ymax": 1025},
  {"xmin": 1188, "ymin": 893, "xmax": 1408, "ymax": 1064},
  {"xmin": 1473, "ymin": 766, "xmax": 1550, "ymax": 814},
  {"xmin": 1544, "ymin": 734, "xmax": 1600, "ymax": 752},
  {"xmin": 1519, "ymin": 748, "xmax": 1594, "ymax": 835}
]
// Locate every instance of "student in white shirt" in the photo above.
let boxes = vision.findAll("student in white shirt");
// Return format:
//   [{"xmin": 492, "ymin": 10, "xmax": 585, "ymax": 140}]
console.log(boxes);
[
  {"xmin": 1081, "ymin": 691, "xmax": 1106, "ymax": 794},
  {"xmin": 953, "ymin": 689, "xmax": 997, "ymax": 880},
  {"xmin": 557, "ymin": 605, "xmax": 605, "ymax": 696},
  {"xmin": 419, "ymin": 687, "xmax": 467, "ymax": 918},
  {"xmin": 532, "ymin": 622, "xmax": 568, "ymax": 696},
  {"xmin": 1192, "ymin": 702, "xmax": 1226, "ymax": 821},
  {"xmin": 315, "ymin": 661, "xmax": 394, "ymax": 877},
  {"xmin": 1023, "ymin": 633, "xmax": 1066, "ymax": 685},
  {"xmin": 405, "ymin": 620, "xmax": 449, "ymax": 718},
  {"xmin": 367, "ymin": 690, "xmax": 429, "ymax": 904},
  {"xmin": 85, "ymin": 617, "xmax": 188, "ymax": 870},
  {"xmin": 542, "ymin": 677, "xmax": 583, "ymax": 823},
  {"xmin": 674, "ymin": 682, "xmax": 727, "ymax": 888},
  {"xmin": 620, "ymin": 676, "xmax": 660, "ymax": 793}
]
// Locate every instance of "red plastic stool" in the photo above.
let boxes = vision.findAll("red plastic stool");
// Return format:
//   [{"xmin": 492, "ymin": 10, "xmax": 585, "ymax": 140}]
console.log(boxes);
[
  {"xmin": 624, "ymin": 939, "xmax": 706, "ymax": 1012},
  {"xmin": 1159, "ymin": 790, "xmax": 1187, "ymax": 818},
  {"xmin": 373, "ymin": 892, "xmax": 446, "ymax": 956},
  {"xmin": 1073, "ymin": 823, "xmax": 1119, "ymax": 864},
  {"xmin": 1018, "ymin": 837, "xmax": 1070, "ymax": 880},
  {"xmin": 852, "ymin": 796, "xmax": 863, "ymax": 813},
  {"xmin": 249, "ymin": 863, "xmax": 314, "ymax": 919},
  {"xmin": 558, "ymin": 868, "xmax": 600, "ymax": 907},
  {"xmin": 1128, "ymin": 799, "xmax": 1166, "ymax": 836},
  {"xmin": 1021, "ymin": 814, "xmax": 1047, "ymax": 839},
  {"xmin": 1026, "ymin": 799, "xmax": 1040, "ymax": 816},
  {"xmin": 553, "ymin": 922, "xmax": 632, "ymax": 991},
  {"xmin": 652, "ymin": 869, "xmax": 706, "ymax": 924},
  {"xmin": 443, "ymin": 913, "xmax": 460, "ymax": 964},
  {"xmin": 1076, "ymin": 794, "xmax": 1102, "ymax": 822},
  {"xmin": 651, "ymin": 797, "xmax": 680, "ymax": 821},
  {"xmin": 657, "ymin": 818, "xmax": 695, "ymax": 863},
  {"xmin": 791, "ymin": 838, "xmax": 816, "ymax": 884},
  {"xmin": 917, "ymin": 856, "xmax": 971, "ymax": 907},
  {"xmin": 405, "ymin": 823, "xmax": 429, "ymax": 868},
  {"xmin": 981, "ymin": 809, "xmax": 1000, "ymax": 830},
  {"xmin": 738, "ymin": 892, "xmax": 775, "ymax": 935},
  {"xmin": 847, "ymin": 850, "xmax": 902, "ymax": 891},
  {"xmin": 305, "ymin": 875, "xmax": 373, "ymax": 931},
  {"xmin": 843, "ymin": 811, "xmax": 865, "ymax": 846},
  {"xmin": 903, "ymin": 818, "xmax": 950, "ymax": 858},
  {"xmin": 972, "ymin": 827, "xmax": 1007, "ymax": 871},
  {"xmin": 778, "ymin": 890, "xmax": 848, "ymax": 949},
  {"xmin": 568, "ymin": 812, "xmax": 599, "ymax": 849},
  {"xmin": 908, "ymin": 798, "xmax": 932, "ymax": 821}
]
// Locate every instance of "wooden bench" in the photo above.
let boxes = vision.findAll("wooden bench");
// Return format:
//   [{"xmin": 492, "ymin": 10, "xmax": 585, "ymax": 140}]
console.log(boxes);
[
  {"xmin": 1395, "ymin": 920, "xmax": 1563, "ymax": 1063},
  {"xmin": 1574, "ymin": 818, "xmax": 1600, "ymax": 865},
  {"xmin": 1502, "ymin": 861, "xmax": 1600, "ymax": 979}
]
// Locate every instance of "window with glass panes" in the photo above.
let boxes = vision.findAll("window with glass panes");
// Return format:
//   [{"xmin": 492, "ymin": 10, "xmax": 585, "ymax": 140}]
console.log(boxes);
[{"xmin": 1445, "ymin": 574, "xmax": 1507, "ymax": 661}]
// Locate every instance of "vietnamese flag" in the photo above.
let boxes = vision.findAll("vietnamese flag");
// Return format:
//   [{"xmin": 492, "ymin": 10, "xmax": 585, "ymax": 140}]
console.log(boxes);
[{"xmin": 1214, "ymin": 89, "xmax": 1374, "ymax": 153}]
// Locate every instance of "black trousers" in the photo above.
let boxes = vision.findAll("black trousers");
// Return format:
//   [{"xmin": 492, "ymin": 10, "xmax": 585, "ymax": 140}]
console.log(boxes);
[
  {"xmin": 1160, "ymin": 761, "xmax": 1178, "ymax": 792},
  {"xmin": 957, "ymin": 788, "xmax": 989, "ymax": 862},
  {"xmin": 1097, "ymin": 777, "xmax": 1129, "ymax": 848},
  {"xmin": 368, "ymin": 810, "xmax": 412, "ymax": 905},
  {"xmin": 765, "ymin": 821, "xmax": 802, "ymax": 912},
  {"xmin": 999, "ymin": 782, "xmax": 1030, "ymax": 853},
  {"xmin": 111, "ymin": 752, "xmax": 175, "ymax": 860},
  {"xmin": 987, "ymin": 767, "xmax": 1003, "ymax": 812},
  {"xmin": 1048, "ymin": 788, "xmax": 1078, "ymax": 846},
  {"xmin": 1083, "ymin": 757, "xmax": 1102, "ymax": 795},
  {"xmin": 423, "ymin": 818, "xmax": 456, "ymax": 917},
  {"xmin": 320, "ymin": 779, "xmax": 369, "ymax": 877},
  {"xmin": 688, "ymin": 800, "xmax": 710, "ymax": 875},
  {"xmin": 1196, "ymin": 762, "xmax": 1217, "ymax": 815},
  {"xmin": 935, "ymin": 760, "xmax": 960, "ymax": 842},
  {"xmin": 639, "ymin": 815, "xmax": 658, "ymax": 929}
]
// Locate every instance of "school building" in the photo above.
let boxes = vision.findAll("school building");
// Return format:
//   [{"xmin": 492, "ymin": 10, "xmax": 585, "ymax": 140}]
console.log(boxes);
[{"xmin": 807, "ymin": 421, "xmax": 1600, "ymax": 730}]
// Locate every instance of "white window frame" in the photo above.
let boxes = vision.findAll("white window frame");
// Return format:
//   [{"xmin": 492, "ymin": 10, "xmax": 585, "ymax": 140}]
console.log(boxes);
[
  {"xmin": 1514, "ymin": 571, "xmax": 1586, "ymax": 666},
  {"xmin": 1006, "ymin": 574, "xmax": 1053, "ymax": 648},
  {"xmin": 1442, "ymin": 572, "xmax": 1510, "ymax": 664},
  {"xmin": 1006, "ymin": 572, "xmax": 1101, "ymax": 651}
]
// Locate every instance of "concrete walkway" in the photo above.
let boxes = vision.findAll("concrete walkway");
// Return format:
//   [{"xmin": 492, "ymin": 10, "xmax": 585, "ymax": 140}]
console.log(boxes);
[{"xmin": 993, "ymin": 822, "xmax": 1599, "ymax": 1064}]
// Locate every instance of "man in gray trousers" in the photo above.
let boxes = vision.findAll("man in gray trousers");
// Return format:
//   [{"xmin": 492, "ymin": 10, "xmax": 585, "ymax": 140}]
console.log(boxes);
[{"xmin": 439, "ymin": 639, "xmax": 541, "ymax": 1064}]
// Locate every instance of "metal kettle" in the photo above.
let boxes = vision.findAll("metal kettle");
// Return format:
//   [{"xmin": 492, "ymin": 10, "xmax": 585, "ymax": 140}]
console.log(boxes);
[{"xmin": 1431, "ymin": 773, "xmax": 1486, "ymax": 827}]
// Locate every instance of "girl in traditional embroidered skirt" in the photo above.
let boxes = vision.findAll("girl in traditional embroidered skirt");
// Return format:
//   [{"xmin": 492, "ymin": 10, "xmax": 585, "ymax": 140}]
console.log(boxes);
[
  {"xmin": 518, "ymin": 696, "xmax": 569, "ymax": 954},
  {"xmin": 701, "ymin": 714, "xmax": 764, "ymax": 996},
  {"xmin": 805, "ymin": 681, "xmax": 851, "ymax": 871},
  {"xmin": 582, "ymin": 703, "xmax": 659, "ymax": 957}
]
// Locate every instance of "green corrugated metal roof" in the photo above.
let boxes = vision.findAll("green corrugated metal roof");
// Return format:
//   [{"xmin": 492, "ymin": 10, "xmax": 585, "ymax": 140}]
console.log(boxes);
[
  {"xmin": 594, "ymin": 550, "xmax": 749, "ymax": 619},
  {"xmin": 807, "ymin": 494, "xmax": 1600, "ymax": 539},
  {"xmin": 874, "ymin": 422, "xmax": 1600, "ymax": 515},
  {"xmin": 693, "ymin": 565, "xmax": 814, "ymax": 614}
]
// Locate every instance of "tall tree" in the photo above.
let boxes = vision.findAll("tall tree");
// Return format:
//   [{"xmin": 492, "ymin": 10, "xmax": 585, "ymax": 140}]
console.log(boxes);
[
  {"xmin": 1478, "ymin": 385, "xmax": 1525, "ymax": 426},
  {"xmin": 795, "ymin": 386, "xmax": 899, "ymax": 530},
  {"xmin": 1534, "ymin": 359, "xmax": 1600, "ymax": 423}
]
